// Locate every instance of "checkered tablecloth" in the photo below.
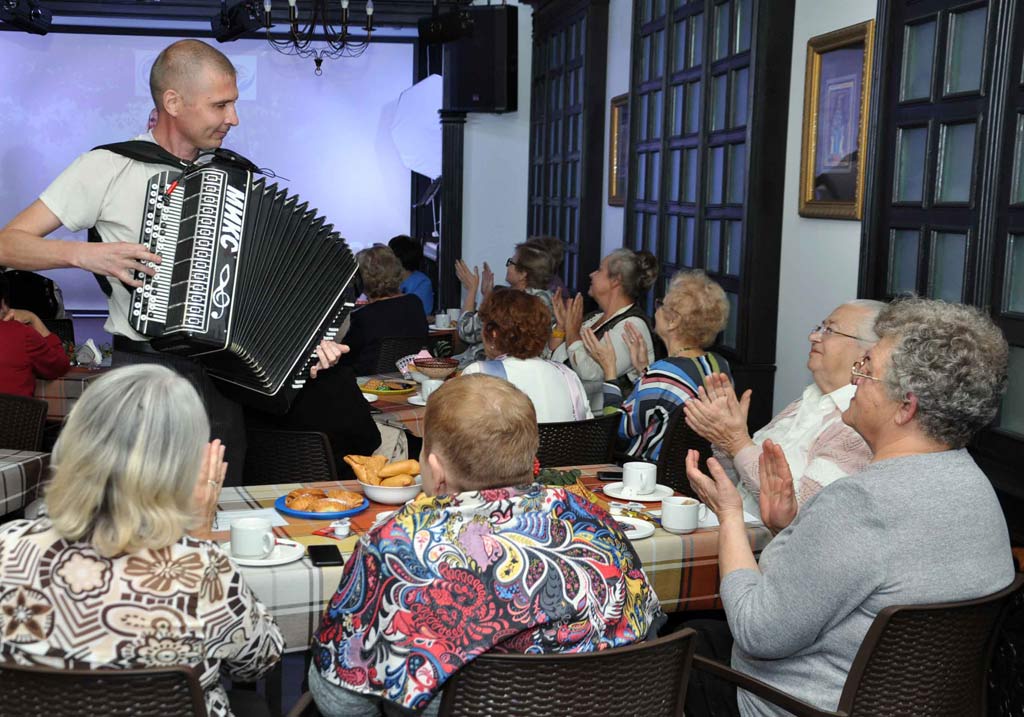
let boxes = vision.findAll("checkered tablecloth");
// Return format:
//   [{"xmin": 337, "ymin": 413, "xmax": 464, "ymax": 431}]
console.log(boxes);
[
  {"xmin": 0, "ymin": 449, "xmax": 49, "ymax": 517},
  {"xmin": 212, "ymin": 466, "xmax": 772, "ymax": 651},
  {"xmin": 34, "ymin": 366, "xmax": 109, "ymax": 420}
]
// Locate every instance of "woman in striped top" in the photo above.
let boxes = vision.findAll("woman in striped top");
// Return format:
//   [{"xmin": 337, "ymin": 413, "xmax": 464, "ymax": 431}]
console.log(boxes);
[{"xmin": 583, "ymin": 270, "xmax": 731, "ymax": 461}]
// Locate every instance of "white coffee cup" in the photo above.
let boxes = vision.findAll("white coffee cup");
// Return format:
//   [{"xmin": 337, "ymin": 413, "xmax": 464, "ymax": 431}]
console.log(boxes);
[
  {"xmin": 434, "ymin": 313, "xmax": 452, "ymax": 328},
  {"xmin": 230, "ymin": 517, "xmax": 275, "ymax": 559},
  {"xmin": 661, "ymin": 496, "xmax": 709, "ymax": 534},
  {"xmin": 447, "ymin": 308, "xmax": 461, "ymax": 322},
  {"xmin": 621, "ymin": 461, "xmax": 656, "ymax": 498},
  {"xmin": 420, "ymin": 378, "xmax": 444, "ymax": 402}
]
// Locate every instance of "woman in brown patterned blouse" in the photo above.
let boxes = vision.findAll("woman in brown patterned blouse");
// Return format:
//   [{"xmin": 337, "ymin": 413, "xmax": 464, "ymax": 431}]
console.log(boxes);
[{"xmin": 0, "ymin": 364, "xmax": 283, "ymax": 717}]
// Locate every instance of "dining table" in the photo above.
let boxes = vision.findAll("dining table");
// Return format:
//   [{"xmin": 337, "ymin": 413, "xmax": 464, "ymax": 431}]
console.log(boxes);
[
  {"xmin": 34, "ymin": 365, "xmax": 110, "ymax": 421},
  {"xmin": 360, "ymin": 373, "xmax": 429, "ymax": 438},
  {"xmin": 210, "ymin": 464, "xmax": 772, "ymax": 652},
  {"xmin": 0, "ymin": 449, "xmax": 49, "ymax": 517}
]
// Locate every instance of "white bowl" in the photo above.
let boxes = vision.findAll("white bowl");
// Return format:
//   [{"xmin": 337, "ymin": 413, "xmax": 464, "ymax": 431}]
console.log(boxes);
[{"xmin": 358, "ymin": 474, "xmax": 424, "ymax": 505}]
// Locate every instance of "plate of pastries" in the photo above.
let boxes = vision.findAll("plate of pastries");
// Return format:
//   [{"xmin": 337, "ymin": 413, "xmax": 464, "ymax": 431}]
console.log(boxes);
[
  {"xmin": 275, "ymin": 486, "xmax": 369, "ymax": 519},
  {"xmin": 358, "ymin": 378, "xmax": 418, "ymax": 396}
]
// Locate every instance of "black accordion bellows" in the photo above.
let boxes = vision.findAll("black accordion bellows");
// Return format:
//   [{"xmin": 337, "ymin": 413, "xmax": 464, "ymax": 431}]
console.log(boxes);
[{"xmin": 130, "ymin": 161, "xmax": 357, "ymax": 414}]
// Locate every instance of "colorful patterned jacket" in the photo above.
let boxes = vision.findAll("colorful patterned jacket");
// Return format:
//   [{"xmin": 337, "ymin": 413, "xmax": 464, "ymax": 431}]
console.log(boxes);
[{"xmin": 311, "ymin": 484, "xmax": 664, "ymax": 711}]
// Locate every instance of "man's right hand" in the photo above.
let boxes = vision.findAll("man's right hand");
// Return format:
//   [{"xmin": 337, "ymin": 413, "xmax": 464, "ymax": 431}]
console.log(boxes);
[{"xmin": 73, "ymin": 241, "xmax": 161, "ymax": 289}]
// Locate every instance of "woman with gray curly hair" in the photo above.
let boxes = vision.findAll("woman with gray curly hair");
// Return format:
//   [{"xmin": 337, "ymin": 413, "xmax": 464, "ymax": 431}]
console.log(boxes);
[{"xmin": 680, "ymin": 298, "xmax": 1015, "ymax": 717}]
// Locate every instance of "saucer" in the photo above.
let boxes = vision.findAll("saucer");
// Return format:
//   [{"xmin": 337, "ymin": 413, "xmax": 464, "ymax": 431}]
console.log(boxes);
[
  {"xmin": 362, "ymin": 393, "xmax": 379, "ymax": 403},
  {"xmin": 602, "ymin": 482, "xmax": 674, "ymax": 501},
  {"xmin": 223, "ymin": 541, "xmax": 305, "ymax": 567},
  {"xmin": 428, "ymin": 324, "xmax": 455, "ymax": 332},
  {"xmin": 612, "ymin": 516, "xmax": 655, "ymax": 541},
  {"xmin": 407, "ymin": 395, "xmax": 428, "ymax": 406}
]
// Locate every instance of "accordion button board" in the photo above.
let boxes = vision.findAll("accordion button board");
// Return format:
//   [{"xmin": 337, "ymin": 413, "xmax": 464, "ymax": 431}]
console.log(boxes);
[{"xmin": 130, "ymin": 162, "xmax": 358, "ymax": 414}]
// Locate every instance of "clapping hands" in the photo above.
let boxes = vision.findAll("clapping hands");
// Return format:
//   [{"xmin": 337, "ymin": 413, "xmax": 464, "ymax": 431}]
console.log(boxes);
[
  {"xmin": 552, "ymin": 289, "xmax": 584, "ymax": 344},
  {"xmin": 684, "ymin": 449, "xmax": 745, "ymax": 523},
  {"xmin": 191, "ymin": 439, "xmax": 227, "ymax": 537},
  {"xmin": 758, "ymin": 439, "xmax": 798, "ymax": 533},
  {"xmin": 684, "ymin": 373, "xmax": 753, "ymax": 457}
]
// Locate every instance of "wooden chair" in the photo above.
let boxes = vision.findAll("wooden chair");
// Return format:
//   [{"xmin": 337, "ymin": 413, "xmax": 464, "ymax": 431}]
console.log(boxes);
[
  {"xmin": 243, "ymin": 429, "xmax": 338, "ymax": 485},
  {"xmin": 374, "ymin": 336, "xmax": 439, "ymax": 374},
  {"xmin": 692, "ymin": 573, "xmax": 1024, "ymax": 717},
  {"xmin": 0, "ymin": 663, "xmax": 207, "ymax": 717},
  {"xmin": 655, "ymin": 406, "xmax": 711, "ymax": 499},
  {"xmin": 437, "ymin": 626, "xmax": 697, "ymax": 716},
  {"xmin": 0, "ymin": 393, "xmax": 48, "ymax": 451},
  {"xmin": 536, "ymin": 413, "xmax": 618, "ymax": 468}
]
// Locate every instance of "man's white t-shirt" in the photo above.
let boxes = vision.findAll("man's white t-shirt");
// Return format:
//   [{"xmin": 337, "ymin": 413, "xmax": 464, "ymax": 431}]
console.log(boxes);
[{"xmin": 39, "ymin": 132, "xmax": 174, "ymax": 340}]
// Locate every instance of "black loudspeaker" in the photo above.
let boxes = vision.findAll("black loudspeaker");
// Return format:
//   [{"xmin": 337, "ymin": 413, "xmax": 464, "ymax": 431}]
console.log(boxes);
[{"xmin": 443, "ymin": 5, "xmax": 518, "ymax": 114}]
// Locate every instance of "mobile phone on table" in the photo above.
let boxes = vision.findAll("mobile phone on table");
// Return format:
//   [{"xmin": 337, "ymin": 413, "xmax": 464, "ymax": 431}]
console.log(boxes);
[
  {"xmin": 596, "ymin": 468, "xmax": 624, "ymax": 481},
  {"xmin": 307, "ymin": 544, "xmax": 344, "ymax": 567}
]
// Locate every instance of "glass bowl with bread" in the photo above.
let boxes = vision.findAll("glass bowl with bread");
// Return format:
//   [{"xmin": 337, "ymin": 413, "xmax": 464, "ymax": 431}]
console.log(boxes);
[{"xmin": 344, "ymin": 455, "xmax": 425, "ymax": 504}]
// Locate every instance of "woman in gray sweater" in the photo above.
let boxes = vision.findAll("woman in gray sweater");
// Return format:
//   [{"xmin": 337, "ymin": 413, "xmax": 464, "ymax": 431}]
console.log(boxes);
[{"xmin": 684, "ymin": 298, "xmax": 1016, "ymax": 717}]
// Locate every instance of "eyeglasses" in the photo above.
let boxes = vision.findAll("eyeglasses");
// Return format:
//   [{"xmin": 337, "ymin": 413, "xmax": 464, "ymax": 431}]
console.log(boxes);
[
  {"xmin": 505, "ymin": 257, "xmax": 518, "ymax": 268},
  {"xmin": 850, "ymin": 358, "xmax": 883, "ymax": 385},
  {"xmin": 812, "ymin": 323, "xmax": 869, "ymax": 342}
]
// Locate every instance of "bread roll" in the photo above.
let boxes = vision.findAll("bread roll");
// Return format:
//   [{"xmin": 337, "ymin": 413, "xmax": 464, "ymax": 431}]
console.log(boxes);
[
  {"xmin": 381, "ymin": 474, "xmax": 414, "ymax": 487},
  {"xmin": 325, "ymin": 489, "xmax": 363, "ymax": 508},
  {"xmin": 379, "ymin": 459, "xmax": 420, "ymax": 478}
]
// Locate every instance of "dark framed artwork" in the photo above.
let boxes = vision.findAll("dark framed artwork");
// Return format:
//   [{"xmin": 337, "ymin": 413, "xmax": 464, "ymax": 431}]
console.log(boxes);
[
  {"xmin": 798, "ymin": 20, "xmax": 875, "ymax": 220},
  {"xmin": 608, "ymin": 93, "xmax": 629, "ymax": 206}
]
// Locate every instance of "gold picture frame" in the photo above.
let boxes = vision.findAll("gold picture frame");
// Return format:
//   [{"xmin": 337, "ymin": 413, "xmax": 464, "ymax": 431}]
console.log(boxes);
[
  {"xmin": 608, "ymin": 93, "xmax": 629, "ymax": 207},
  {"xmin": 798, "ymin": 20, "xmax": 875, "ymax": 220}
]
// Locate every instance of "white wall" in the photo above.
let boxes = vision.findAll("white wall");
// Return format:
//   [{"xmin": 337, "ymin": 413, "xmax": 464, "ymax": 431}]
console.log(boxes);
[
  {"xmin": 773, "ymin": 0, "xmax": 876, "ymax": 411},
  {"xmin": 601, "ymin": 0, "xmax": 633, "ymax": 256},
  {"xmin": 459, "ymin": 0, "xmax": 533, "ymax": 286}
]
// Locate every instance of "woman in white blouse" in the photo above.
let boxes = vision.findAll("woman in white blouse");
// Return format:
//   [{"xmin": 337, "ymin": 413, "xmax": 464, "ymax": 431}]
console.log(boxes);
[
  {"xmin": 549, "ymin": 248, "xmax": 659, "ymax": 410},
  {"xmin": 462, "ymin": 288, "xmax": 592, "ymax": 423},
  {"xmin": 683, "ymin": 299, "xmax": 886, "ymax": 523}
]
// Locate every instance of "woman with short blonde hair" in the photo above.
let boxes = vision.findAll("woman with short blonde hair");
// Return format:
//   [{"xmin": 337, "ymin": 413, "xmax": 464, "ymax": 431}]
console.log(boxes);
[{"xmin": 0, "ymin": 364, "xmax": 283, "ymax": 717}]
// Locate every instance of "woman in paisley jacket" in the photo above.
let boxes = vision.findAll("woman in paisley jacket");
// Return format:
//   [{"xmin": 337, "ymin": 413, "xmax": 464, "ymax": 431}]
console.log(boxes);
[
  {"xmin": 0, "ymin": 364, "xmax": 283, "ymax": 717},
  {"xmin": 309, "ymin": 373, "xmax": 665, "ymax": 716}
]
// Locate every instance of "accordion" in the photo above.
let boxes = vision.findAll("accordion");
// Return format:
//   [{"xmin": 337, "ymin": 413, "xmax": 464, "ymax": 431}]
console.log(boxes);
[{"xmin": 129, "ymin": 161, "xmax": 357, "ymax": 414}]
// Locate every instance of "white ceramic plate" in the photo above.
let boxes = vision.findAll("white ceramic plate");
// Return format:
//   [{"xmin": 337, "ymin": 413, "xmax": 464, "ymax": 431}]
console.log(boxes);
[
  {"xmin": 223, "ymin": 540, "xmax": 305, "ymax": 567},
  {"xmin": 428, "ymin": 324, "xmax": 455, "ymax": 331},
  {"xmin": 612, "ymin": 516, "xmax": 655, "ymax": 541},
  {"xmin": 362, "ymin": 392, "xmax": 379, "ymax": 403},
  {"xmin": 407, "ymin": 395, "xmax": 427, "ymax": 406},
  {"xmin": 602, "ymin": 482, "xmax": 674, "ymax": 501}
]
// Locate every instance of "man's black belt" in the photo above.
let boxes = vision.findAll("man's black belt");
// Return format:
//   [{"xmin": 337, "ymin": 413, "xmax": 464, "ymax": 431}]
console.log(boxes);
[{"xmin": 112, "ymin": 336, "xmax": 162, "ymax": 355}]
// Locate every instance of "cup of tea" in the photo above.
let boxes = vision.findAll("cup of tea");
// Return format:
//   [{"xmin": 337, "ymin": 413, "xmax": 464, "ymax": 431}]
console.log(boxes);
[
  {"xmin": 660, "ymin": 496, "xmax": 708, "ymax": 534},
  {"xmin": 230, "ymin": 517, "xmax": 275, "ymax": 559},
  {"xmin": 434, "ymin": 313, "xmax": 452, "ymax": 329},
  {"xmin": 620, "ymin": 461, "xmax": 656, "ymax": 498},
  {"xmin": 420, "ymin": 378, "xmax": 444, "ymax": 402}
]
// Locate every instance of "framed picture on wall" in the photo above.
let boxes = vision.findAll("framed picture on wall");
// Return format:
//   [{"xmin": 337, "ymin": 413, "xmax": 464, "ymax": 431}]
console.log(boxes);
[
  {"xmin": 608, "ymin": 93, "xmax": 629, "ymax": 206},
  {"xmin": 798, "ymin": 20, "xmax": 875, "ymax": 220}
]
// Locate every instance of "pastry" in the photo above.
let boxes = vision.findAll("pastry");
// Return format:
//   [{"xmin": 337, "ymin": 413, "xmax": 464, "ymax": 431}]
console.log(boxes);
[
  {"xmin": 325, "ymin": 489, "xmax": 364, "ymax": 508},
  {"xmin": 312, "ymin": 498, "xmax": 354, "ymax": 513},
  {"xmin": 380, "ymin": 474, "xmax": 414, "ymax": 487}
]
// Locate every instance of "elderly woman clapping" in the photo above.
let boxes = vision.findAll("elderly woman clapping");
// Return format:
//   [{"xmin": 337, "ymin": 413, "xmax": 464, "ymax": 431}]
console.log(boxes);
[
  {"xmin": 684, "ymin": 299, "xmax": 885, "ymax": 521},
  {"xmin": 680, "ymin": 298, "xmax": 1015, "ymax": 717},
  {"xmin": 583, "ymin": 269, "xmax": 730, "ymax": 461},
  {"xmin": 0, "ymin": 365, "xmax": 283, "ymax": 717}
]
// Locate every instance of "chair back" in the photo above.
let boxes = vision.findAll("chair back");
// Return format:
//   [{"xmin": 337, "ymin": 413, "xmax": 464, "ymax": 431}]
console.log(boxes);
[
  {"xmin": 0, "ymin": 662, "xmax": 207, "ymax": 717},
  {"xmin": 244, "ymin": 429, "xmax": 338, "ymax": 485},
  {"xmin": 0, "ymin": 393, "xmax": 48, "ymax": 451},
  {"xmin": 655, "ymin": 406, "xmax": 711, "ymax": 498},
  {"xmin": 42, "ymin": 318, "xmax": 75, "ymax": 346},
  {"xmin": 839, "ymin": 573, "xmax": 1024, "ymax": 717},
  {"xmin": 374, "ymin": 336, "xmax": 439, "ymax": 374},
  {"xmin": 438, "ymin": 627, "xmax": 696, "ymax": 716},
  {"xmin": 537, "ymin": 413, "xmax": 618, "ymax": 468}
]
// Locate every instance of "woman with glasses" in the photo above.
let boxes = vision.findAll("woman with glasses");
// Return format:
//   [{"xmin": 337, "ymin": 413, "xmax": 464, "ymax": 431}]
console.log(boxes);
[
  {"xmin": 454, "ymin": 242, "xmax": 555, "ymax": 363},
  {"xmin": 582, "ymin": 269, "xmax": 729, "ymax": 461},
  {"xmin": 684, "ymin": 300, "xmax": 885, "ymax": 525},
  {"xmin": 681, "ymin": 298, "xmax": 1014, "ymax": 717},
  {"xmin": 549, "ymin": 248, "xmax": 660, "ymax": 410}
]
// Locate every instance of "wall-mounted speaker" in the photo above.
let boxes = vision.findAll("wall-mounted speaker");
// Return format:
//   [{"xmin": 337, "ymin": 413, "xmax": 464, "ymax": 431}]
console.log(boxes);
[{"xmin": 442, "ymin": 5, "xmax": 517, "ymax": 114}]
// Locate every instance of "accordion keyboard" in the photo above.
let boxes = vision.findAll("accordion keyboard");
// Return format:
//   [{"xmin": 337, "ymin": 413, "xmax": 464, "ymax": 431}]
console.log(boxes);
[{"xmin": 132, "ymin": 174, "xmax": 183, "ymax": 335}]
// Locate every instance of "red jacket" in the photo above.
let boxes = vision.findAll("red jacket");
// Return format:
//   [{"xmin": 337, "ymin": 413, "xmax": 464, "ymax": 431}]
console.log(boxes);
[{"xmin": 0, "ymin": 320, "xmax": 70, "ymax": 397}]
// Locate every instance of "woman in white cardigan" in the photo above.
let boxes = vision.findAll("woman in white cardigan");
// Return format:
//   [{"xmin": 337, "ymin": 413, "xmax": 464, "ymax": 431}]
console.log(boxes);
[{"xmin": 462, "ymin": 288, "xmax": 592, "ymax": 423}]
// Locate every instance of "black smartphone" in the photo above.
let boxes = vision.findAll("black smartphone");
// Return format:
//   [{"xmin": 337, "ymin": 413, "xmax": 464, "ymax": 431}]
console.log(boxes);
[
  {"xmin": 596, "ymin": 469, "xmax": 624, "ymax": 481},
  {"xmin": 307, "ymin": 544, "xmax": 344, "ymax": 567}
]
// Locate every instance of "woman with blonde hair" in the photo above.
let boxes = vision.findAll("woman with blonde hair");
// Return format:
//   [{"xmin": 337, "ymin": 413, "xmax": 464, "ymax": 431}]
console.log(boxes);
[
  {"xmin": 584, "ymin": 269, "xmax": 730, "ymax": 461},
  {"xmin": 0, "ymin": 364, "xmax": 283, "ymax": 717}
]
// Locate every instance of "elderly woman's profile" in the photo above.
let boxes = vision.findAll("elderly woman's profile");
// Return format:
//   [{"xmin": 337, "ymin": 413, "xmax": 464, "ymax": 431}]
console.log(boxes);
[{"xmin": 0, "ymin": 364, "xmax": 283, "ymax": 717}]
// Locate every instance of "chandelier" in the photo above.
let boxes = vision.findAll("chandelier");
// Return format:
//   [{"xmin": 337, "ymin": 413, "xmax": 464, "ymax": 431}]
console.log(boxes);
[{"xmin": 263, "ymin": 0, "xmax": 375, "ymax": 75}]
